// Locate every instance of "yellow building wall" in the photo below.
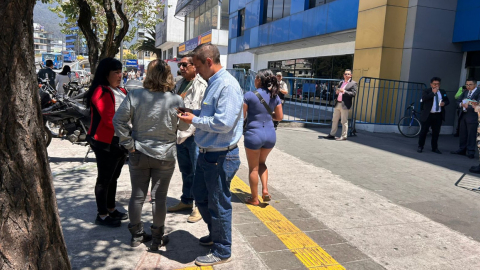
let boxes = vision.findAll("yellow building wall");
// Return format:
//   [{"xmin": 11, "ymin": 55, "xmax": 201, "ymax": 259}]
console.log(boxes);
[{"xmin": 352, "ymin": 0, "xmax": 409, "ymax": 124}]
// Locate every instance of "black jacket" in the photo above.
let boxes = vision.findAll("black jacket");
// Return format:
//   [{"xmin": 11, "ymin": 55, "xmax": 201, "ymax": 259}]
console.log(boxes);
[
  {"xmin": 333, "ymin": 79, "xmax": 357, "ymax": 109},
  {"xmin": 457, "ymin": 89, "xmax": 480, "ymax": 124},
  {"xmin": 419, "ymin": 88, "xmax": 450, "ymax": 122},
  {"xmin": 37, "ymin": 67, "xmax": 56, "ymax": 89}
]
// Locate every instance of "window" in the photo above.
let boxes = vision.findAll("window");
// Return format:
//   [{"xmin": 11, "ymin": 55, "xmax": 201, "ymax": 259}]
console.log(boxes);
[
  {"xmin": 263, "ymin": 0, "xmax": 291, "ymax": 24},
  {"xmin": 221, "ymin": 0, "xmax": 229, "ymax": 30},
  {"xmin": 309, "ymin": 0, "xmax": 336, "ymax": 8},
  {"xmin": 239, "ymin": 9, "xmax": 245, "ymax": 36},
  {"xmin": 184, "ymin": 0, "xmax": 224, "ymax": 40},
  {"xmin": 212, "ymin": 0, "xmax": 218, "ymax": 29},
  {"xmin": 168, "ymin": 48, "xmax": 173, "ymax": 59},
  {"xmin": 268, "ymin": 54, "xmax": 353, "ymax": 79}
]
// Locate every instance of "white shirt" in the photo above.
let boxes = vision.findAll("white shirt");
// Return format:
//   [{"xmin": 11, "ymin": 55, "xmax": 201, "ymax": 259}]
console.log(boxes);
[
  {"xmin": 430, "ymin": 91, "xmax": 443, "ymax": 113},
  {"xmin": 109, "ymin": 86, "xmax": 127, "ymax": 136},
  {"xmin": 55, "ymin": 74, "xmax": 71, "ymax": 96}
]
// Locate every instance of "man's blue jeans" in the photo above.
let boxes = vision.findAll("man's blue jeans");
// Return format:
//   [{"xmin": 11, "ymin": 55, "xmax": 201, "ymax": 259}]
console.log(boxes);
[
  {"xmin": 176, "ymin": 136, "xmax": 199, "ymax": 205},
  {"xmin": 193, "ymin": 147, "xmax": 240, "ymax": 259}
]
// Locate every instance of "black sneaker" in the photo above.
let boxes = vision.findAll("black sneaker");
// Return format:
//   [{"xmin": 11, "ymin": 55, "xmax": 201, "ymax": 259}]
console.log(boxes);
[
  {"xmin": 109, "ymin": 209, "xmax": 128, "ymax": 220},
  {"xmin": 199, "ymin": 235, "xmax": 213, "ymax": 246},
  {"xmin": 95, "ymin": 215, "xmax": 121, "ymax": 227}
]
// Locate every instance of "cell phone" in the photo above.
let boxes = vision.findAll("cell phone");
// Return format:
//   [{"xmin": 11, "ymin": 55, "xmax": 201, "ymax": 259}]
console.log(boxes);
[{"xmin": 176, "ymin": 107, "xmax": 185, "ymax": 113}]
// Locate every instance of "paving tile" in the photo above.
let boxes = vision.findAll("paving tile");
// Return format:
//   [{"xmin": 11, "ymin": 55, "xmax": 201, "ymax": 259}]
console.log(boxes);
[
  {"xmin": 322, "ymin": 243, "xmax": 369, "ymax": 264},
  {"xmin": 258, "ymin": 250, "xmax": 307, "ymax": 270},
  {"xmin": 246, "ymin": 235, "xmax": 287, "ymax": 252},
  {"xmin": 233, "ymin": 211, "xmax": 261, "ymax": 225},
  {"xmin": 342, "ymin": 259, "xmax": 387, "ymax": 270},
  {"xmin": 280, "ymin": 208, "xmax": 312, "ymax": 220},
  {"xmin": 234, "ymin": 223, "xmax": 274, "ymax": 237},
  {"xmin": 268, "ymin": 199, "xmax": 299, "ymax": 210},
  {"xmin": 289, "ymin": 218, "xmax": 328, "ymax": 232},
  {"xmin": 305, "ymin": 230, "xmax": 347, "ymax": 246},
  {"xmin": 267, "ymin": 187, "xmax": 289, "ymax": 200}
]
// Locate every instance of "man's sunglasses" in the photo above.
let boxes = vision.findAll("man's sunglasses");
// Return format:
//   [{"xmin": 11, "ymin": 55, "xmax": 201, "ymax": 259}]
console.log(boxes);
[
  {"xmin": 344, "ymin": 73, "xmax": 352, "ymax": 76},
  {"xmin": 177, "ymin": 62, "xmax": 191, "ymax": 68}
]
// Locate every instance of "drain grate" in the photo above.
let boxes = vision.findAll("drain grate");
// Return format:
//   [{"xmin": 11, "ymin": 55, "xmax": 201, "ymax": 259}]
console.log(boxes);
[{"xmin": 455, "ymin": 173, "xmax": 480, "ymax": 193}]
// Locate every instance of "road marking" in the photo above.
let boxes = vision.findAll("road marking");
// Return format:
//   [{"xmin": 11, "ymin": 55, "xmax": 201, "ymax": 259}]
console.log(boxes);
[{"xmin": 230, "ymin": 175, "xmax": 345, "ymax": 270}]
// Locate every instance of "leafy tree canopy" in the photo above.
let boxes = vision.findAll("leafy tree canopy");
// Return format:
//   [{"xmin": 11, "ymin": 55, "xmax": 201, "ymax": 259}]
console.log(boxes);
[{"xmin": 47, "ymin": 0, "xmax": 164, "ymax": 73}]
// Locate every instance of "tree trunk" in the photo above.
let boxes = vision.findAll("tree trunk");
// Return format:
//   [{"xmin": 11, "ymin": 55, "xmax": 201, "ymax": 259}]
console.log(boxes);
[{"xmin": 0, "ymin": 1, "xmax": 71, "ymax": 269}]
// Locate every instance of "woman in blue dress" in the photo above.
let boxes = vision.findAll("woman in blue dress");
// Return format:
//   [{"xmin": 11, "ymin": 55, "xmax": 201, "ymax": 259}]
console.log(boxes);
[{"xmin": 243, "ymin": 70, "xmax": 284, "ymax": 206}]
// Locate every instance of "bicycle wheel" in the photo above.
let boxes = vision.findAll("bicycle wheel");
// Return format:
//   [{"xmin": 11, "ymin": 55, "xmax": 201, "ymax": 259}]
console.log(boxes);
[{"xmin": 398, "ymin": 116, "xmax": 421, "ymax": 138}]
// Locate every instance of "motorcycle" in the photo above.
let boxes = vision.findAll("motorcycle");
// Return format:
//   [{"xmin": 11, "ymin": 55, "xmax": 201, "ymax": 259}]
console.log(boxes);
[{"xmin": 41, "ymin": 89, "xmax": 90, "ymax": 147}]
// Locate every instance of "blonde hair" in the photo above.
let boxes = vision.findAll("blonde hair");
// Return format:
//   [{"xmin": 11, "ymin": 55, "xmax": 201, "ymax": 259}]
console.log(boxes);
[{"xmin": 143, "ymin": 59, "xmax": 175, "ymax": 92}]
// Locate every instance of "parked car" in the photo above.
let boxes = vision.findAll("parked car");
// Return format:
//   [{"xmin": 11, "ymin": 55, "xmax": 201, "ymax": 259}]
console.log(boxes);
[{"xmin": 72, "ymin": 70, "xmax": 89, "ymax": 86}]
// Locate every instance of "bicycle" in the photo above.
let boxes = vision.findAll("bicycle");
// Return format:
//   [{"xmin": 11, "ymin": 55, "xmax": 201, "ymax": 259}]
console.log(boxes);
[{"xmin": 398, "ymin": 102, "xmax": 422, "ymax": 138}]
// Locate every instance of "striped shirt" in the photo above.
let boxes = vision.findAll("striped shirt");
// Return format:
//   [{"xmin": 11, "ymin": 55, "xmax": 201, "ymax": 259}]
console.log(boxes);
[{"xmin": 192, "ymin": 68, "xmax": 244, "ymax": 149}]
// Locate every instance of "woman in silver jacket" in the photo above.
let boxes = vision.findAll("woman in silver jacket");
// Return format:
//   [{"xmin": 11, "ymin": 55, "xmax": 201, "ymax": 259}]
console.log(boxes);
[{"xmin": 113, "ymin": 59, "xmax": 189, "ymax": 250}]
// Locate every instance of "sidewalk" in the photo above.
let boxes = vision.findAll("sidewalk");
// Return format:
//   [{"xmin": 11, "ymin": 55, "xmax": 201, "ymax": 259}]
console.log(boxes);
[{"xmin": 48, "ymin": 127, "xmax": 480, "ymax": 269}]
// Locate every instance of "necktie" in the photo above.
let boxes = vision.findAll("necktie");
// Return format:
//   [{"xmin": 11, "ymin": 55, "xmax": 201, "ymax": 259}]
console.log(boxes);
[
  {"xmin": 468, "ymin": 91, "xmax": 473, "ymax": 99},
  {"xmin": 434, "ymin": 93, "xmax": 439, "ymax": 112}
]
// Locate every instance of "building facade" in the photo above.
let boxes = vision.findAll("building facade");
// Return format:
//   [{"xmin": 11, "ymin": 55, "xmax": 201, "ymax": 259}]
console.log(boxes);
[
  {"xmin": 66, "ymin": 26, "xmax": 88, "ymax": 56},
  {"xmin": 174, "ymin": 0, "xmax": 230, "ymax": 66},
  {"xmin": 226, "ymin": 0, "xmax": 480, "ymax": 132},
  {"xmin": 34, "ymin": 23, "xmax": 53, "ymax": 55},
  {"xmin": 155, "ymin": 0, "xmax": 185, "ymax": 61}
]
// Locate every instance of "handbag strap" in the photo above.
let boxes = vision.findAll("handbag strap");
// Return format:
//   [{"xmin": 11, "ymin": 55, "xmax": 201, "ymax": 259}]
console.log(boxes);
[{"xmin": 253, "ymin": 90, "xmax": 273, "ymax": 115}]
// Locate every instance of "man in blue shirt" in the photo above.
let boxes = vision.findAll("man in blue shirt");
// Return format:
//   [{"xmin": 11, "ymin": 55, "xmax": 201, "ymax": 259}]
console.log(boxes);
[{"xmin": 178, "ymin": 44, "xmax": 243, "ymax": 266}]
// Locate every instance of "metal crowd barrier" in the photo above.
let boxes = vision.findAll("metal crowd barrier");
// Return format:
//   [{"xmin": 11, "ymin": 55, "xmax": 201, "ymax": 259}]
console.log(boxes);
[
  {"xmin": 350, "ymin": 77, "xmax": 426, "ymax": 135},
  {"xmin": 278, "ymin": 77, "xmax": 342, "ymax": 125}
]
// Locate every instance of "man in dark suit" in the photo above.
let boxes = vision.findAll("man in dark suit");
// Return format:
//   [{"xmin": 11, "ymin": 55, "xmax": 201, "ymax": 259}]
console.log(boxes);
[
  {"xmin": 451, "ymin": 78, "xmax": 480, "ymax": 159},
  {"xmin": 417, "ymin": 77, "xmax": 450, "ymax": 154},
  {"xmin": 323, "ymin": 69, "xmax": 357, "ymax": 141}
]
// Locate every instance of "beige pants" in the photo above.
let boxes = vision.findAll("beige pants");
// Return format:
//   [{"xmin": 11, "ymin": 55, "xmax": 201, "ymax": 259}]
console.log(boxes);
[{"xmin": 330, "ymin": 102, "xmax": 349, "ymax": 138}]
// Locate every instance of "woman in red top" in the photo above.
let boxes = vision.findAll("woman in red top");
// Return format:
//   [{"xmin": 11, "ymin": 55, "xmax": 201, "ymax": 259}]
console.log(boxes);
[{"xmin": 84, "ymin": 58, "xmax": 128, "ymax": 227}]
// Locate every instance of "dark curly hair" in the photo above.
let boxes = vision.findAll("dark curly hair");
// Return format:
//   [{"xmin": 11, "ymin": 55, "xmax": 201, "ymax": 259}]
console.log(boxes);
[{"xmin": 256, "ymin": 69, "xmax": 279, "ymax": 98}]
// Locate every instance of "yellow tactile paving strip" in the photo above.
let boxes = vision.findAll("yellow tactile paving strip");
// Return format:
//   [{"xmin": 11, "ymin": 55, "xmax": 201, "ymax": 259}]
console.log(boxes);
[
  {"xmin": 230, "ymin": 175, "xmax": 345, "ymax": 270},
  {"xmin": 177, "ymin": 175, "xmax": 344, "ymax": 270}
]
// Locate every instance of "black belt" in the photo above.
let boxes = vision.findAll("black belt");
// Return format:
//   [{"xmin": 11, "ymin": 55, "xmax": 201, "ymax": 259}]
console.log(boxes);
[{"xmin": 199, "ymin": 144, "xmax": 237, "ymax": 153}]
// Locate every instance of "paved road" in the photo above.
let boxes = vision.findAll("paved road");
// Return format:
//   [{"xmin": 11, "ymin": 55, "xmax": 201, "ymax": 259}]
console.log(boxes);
[{"xmin": 47, "ymin": 126, "xmax": 480, "ymax": 269}]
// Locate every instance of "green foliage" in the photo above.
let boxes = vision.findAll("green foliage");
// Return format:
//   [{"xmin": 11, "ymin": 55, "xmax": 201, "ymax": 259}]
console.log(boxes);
[
  {"xmin": 125, "ymin": 53, "xmax": 137, "ymax": 60},
  {"xmin": 47, "ymin": 0, "xmax": 164, "ymax": 60},
  {"xmin": 134, "ymin": 28, "xmax": 162, "ymax": 59}
]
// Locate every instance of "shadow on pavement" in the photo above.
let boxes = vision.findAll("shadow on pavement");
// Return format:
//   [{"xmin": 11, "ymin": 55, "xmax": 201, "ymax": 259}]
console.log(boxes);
[
  {"xmin": 158, "ymin": 230, "xmax": 209, "ymax": 264},
  {"xmin": 306, "ymin": 126, "xmax": 478, "ymax": 174}
]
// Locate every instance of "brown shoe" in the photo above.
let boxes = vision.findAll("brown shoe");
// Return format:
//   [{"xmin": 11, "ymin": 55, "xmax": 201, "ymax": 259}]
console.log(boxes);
[
  {"xmin": 167, "ymin": 202, "xmax": 193, "ymax": 212},
  {"xmin": 335, "ymin": 137, "xmax": 347, "ymax": 141},
  {"xmin": 187, "ymin": 207, "xmax": 202, "ymax": 223}
]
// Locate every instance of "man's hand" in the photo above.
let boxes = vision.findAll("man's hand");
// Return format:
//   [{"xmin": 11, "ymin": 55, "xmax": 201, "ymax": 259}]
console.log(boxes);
[
  {"xmin": 178, "ymin": 112, "xmax": 194, "ymax": 124},
  {"xmin": 463, "ymin": 102, "xmax": 469, "ymax": 109},
  {"xmin": 432, "ymin": 87, "xmax": 439, "ymax": 94},
  {"xmin": 176, "ymin": 107, "xmax": 193, "ymax": 114},
  {"xmin": 439, "ymin": 102, "xmax": 445, "ymax": 107},
  {"xmin": 339, "ymin": 88, "xmax": 345, "ymax": 93},
  {"xmin": 129, "ymin": 148, "xmax": 135, "ymax": 153}
]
